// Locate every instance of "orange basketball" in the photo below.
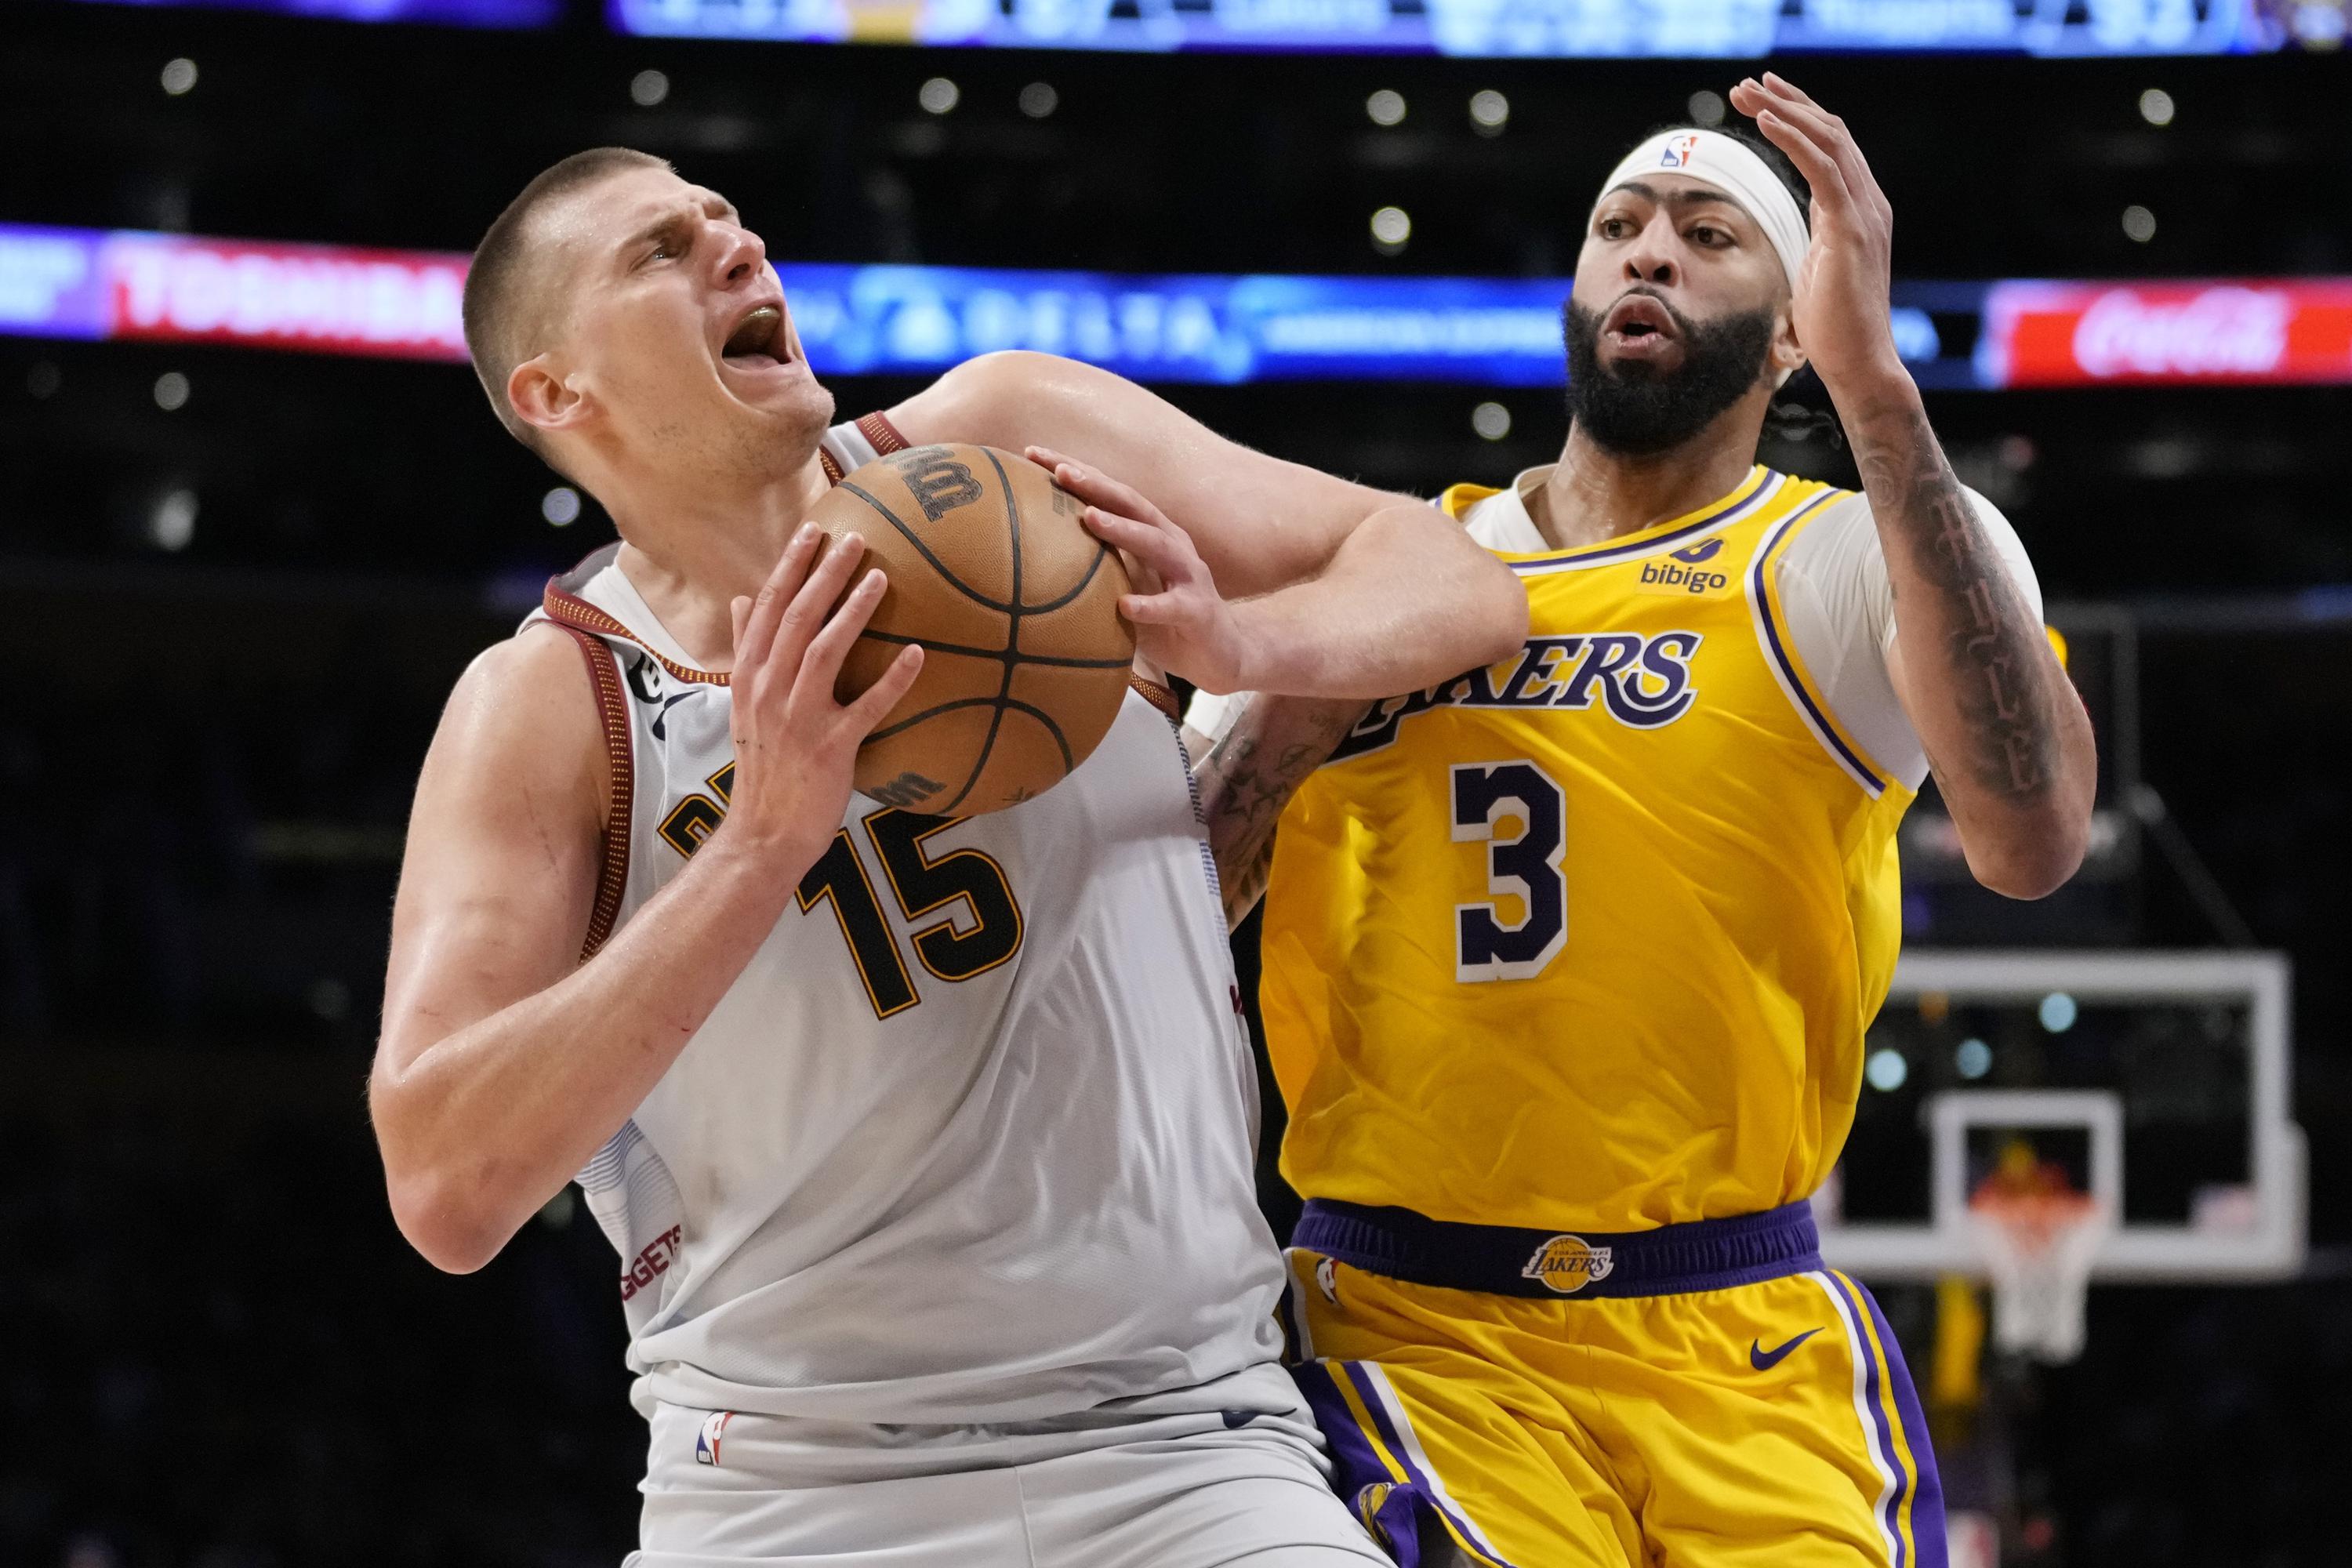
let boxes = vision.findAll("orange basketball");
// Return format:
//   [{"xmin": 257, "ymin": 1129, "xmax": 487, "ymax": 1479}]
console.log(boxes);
[{"xmin": 809, "ymin": 443, "xmax": 1136, "ymax": 816}]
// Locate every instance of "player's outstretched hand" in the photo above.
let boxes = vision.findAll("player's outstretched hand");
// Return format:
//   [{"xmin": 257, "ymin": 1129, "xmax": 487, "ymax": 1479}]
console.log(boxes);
[
  {"xmin": 724, "ymin": 522, "xmax": 924, "ymax": 863},
  {"xmin": 1728, "ymin": 73, "xmax": 1904, "ymax": 398},
  {"xmin": 1025, "ymin": 445, "xmax": 1258, "ymax": 695}
]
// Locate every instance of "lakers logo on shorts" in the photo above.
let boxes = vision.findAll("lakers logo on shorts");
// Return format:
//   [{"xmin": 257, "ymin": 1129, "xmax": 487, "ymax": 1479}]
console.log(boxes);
[
  {"xmin": 1521, "ymin": 1234, "xmax": 1616, "ymax": 1294},
  {"xmin": 1353, "ymin": 1481, "xmax": 1399, "ymax": 1548}
]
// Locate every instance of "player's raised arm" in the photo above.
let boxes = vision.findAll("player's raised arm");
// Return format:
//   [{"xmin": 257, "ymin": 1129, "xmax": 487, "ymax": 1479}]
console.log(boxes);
[
  {"xmin": 369, "ymin": 528, "xmax": 921, "ymax": 1273},
  {"xmin": 1732, "ymin": 74, "xmax": 2095, "ymax": 898},
  {"xmin": 888, "ymin": 351, "xmax": 1527, "ymax": 698}
]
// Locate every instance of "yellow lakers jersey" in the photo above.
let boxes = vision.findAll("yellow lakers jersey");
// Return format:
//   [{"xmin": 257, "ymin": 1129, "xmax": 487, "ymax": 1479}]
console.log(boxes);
[{"xmin": 1260, "ymin": 466, "xmax": 1917, "ymax": 1233}]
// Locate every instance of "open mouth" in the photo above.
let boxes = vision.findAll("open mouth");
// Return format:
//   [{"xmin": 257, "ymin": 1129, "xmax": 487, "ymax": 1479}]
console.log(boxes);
[
  {"xmin": 1602, "ymin": 293, "xmax": 1679, "ymax": 348},
  {"xmin": 720, "ymin": 303, "xmax": 788, "ymax": 369}
]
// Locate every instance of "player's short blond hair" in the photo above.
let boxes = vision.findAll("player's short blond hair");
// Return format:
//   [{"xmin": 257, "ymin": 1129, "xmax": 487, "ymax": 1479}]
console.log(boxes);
[{"xmin": 461, "ymin": 147, "xmax": 673, "ymax": 458}]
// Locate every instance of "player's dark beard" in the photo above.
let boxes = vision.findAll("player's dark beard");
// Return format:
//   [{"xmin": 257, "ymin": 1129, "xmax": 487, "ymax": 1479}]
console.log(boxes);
[{"xmin": 1563, "ymin": 296, "xmax": 1778, "ymax": 457}]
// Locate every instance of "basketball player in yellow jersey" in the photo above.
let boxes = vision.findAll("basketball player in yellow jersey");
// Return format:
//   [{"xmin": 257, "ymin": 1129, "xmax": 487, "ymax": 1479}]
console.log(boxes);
[{"xmin": 1185, "ymin": 78, "xmax": 2097, "ymax": 1568}]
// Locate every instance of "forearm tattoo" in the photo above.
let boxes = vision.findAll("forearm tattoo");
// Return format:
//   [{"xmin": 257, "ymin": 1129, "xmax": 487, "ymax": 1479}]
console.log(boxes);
[
  {"xmin": 1851, "ymin": 403, "xmax": 2059, "ymax": 802},
  {"xmin": 1193, "ymin": 698, "xmax": 1362, "ymax": 928}
]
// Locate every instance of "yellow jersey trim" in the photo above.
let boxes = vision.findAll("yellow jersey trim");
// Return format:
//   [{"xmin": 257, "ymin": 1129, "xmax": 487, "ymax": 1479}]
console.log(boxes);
[
  {"xmin": 1438, "ymin": 482, "xmax": 1501, "ymax": 522},
  {"xmin": 1501, "ymin": 466, "xmax": 1778, "ymax": 575}
]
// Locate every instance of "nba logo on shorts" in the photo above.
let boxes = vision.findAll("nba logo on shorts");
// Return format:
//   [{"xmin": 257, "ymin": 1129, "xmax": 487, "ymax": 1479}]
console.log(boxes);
[
  {"xmin": 695, "ymin": 1410, "xmax": 734, "ymax": 1466},
  {"xmin": 1522, "ymin": 1234, "xmax": 1616, "ymax": 1294},
  {"xmin": 1660, "ymin": 133, "xmax": 1701, "ymax": 169}
]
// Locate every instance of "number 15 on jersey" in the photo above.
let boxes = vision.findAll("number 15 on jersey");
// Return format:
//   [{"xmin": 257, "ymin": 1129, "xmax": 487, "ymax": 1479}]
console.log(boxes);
[{"xmin": 1450, "ymin": 760, "xmax": 1566, "ymax": 984}]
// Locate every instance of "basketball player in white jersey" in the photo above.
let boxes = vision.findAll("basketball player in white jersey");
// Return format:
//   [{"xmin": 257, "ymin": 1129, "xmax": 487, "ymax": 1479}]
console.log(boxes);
[{"xmin": 366, "ymin": 148, "xmax": 1526, "ymax": 1566}]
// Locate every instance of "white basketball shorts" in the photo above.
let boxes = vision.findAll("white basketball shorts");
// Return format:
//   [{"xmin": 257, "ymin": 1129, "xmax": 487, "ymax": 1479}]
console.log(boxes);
[{"xmin": 625, "ymin": 1388, "xmax": 1388, "ymax": 1568}]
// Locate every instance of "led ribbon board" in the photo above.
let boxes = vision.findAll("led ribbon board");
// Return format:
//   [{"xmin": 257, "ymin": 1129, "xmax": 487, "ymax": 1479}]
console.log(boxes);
[
  {"xmin": 58, "ymin": 0, "xmax": 558, "ymax": 24},
  {"xmin": 6, "ymin": 223, "xmax": 2350, "ymax": 390},
  {"xmin": 609, "ymin": 0, "xmax": 2274, "ymax": 56}
]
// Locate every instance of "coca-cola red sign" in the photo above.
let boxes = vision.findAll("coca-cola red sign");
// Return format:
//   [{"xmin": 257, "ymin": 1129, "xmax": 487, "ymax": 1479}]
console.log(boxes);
[{"xmin": 1980, "ymin": 280, "xmax": 2352, "ymax": 387}]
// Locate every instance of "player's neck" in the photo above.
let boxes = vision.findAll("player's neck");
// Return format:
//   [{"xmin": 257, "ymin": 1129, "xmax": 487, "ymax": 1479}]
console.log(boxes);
[
  {"xmin": 1530, "ymin": 419, "xmax": 1764, "ymax": 552},
  {"xmin": 601, "ymin": 454, "xmax": 836, "ymax": 672}
]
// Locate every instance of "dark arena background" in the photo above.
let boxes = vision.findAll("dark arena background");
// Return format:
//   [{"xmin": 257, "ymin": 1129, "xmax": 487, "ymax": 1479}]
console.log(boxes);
[{"xmin": 5, "ymin": 1, "xmax": 2351, "ymax": 1563}]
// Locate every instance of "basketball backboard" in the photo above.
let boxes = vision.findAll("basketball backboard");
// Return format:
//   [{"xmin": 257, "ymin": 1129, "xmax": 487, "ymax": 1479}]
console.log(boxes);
[{"xmin": 1817, "ymin": 950, "xmax": 2303, "ymax": 1284}]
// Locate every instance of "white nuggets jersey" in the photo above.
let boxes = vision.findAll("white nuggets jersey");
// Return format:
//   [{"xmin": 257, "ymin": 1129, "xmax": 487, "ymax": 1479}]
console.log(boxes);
[{"xmin": 526, "ymin": 416, "xmax": 1286, "ymax": 1427}]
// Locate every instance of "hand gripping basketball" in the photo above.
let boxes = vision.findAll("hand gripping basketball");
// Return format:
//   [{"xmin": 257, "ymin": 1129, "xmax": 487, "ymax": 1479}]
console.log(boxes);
[
  {"xmin": 1026, "ymin": 446, "xmax": 1256, "ymax": 696},
  {"xmin": 724, "ymin": 522, "xmax": 925, "ymax": 859}
]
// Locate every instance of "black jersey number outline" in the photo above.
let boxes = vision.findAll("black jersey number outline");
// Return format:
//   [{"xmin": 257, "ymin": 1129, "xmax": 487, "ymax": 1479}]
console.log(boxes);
[{"xmin": 661, "ymin": 765, "xmax": 1022, "ymax": 1018}]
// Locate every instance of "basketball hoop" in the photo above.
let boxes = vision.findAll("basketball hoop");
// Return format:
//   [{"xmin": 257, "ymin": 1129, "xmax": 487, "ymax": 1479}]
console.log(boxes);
[{"xmin": 1967, "ymin": 1185, "xmax": 2111, "ymax": 1365}]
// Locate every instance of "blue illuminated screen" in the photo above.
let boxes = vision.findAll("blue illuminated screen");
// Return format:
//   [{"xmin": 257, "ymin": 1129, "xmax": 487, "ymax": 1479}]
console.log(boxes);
[
  {"xmin": 58, "ymin": 0, "xmax": 558, "ymax": 26},
  {"xmin": 611, "ymin": 0, "xmax": 2288, "ymax": 55}
]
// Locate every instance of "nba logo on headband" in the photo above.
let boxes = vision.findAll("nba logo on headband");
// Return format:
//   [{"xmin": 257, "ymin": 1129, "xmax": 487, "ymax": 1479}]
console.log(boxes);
[{"xmin": 1600, "ymin": 128, "xmax": 1810, "ymax": 296}]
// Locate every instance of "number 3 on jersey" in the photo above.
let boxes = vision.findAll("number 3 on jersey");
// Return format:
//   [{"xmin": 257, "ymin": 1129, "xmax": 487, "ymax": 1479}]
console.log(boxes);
[{"xmin": 1450, "ymin": 760, "xmax": 1566, "ymax": 983}]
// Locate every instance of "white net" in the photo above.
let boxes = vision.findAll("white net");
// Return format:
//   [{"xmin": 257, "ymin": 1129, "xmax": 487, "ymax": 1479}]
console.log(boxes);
[{"xmin": 1967, "ymin": 1192, "xmax": 2111, "ymax": 1364}]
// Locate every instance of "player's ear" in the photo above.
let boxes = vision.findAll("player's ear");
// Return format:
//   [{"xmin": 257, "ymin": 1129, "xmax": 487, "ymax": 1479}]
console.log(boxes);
[
  {"xmin": 1768, "ymin": 298, "xmax": 1809, "ymax": 385},
  {"xmin": 509, "ymin": 353, "xmax": 593, "ymax": 440}
]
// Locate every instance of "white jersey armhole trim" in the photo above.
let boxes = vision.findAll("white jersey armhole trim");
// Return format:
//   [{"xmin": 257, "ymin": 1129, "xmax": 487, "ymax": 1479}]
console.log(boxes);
[{"xmin": 823, "ymin": 419, "xmax": 882, "ymax": 474}]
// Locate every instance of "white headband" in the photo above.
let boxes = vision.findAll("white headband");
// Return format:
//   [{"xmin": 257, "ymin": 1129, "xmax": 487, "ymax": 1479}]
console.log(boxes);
[{"xmin": 1592, "ymin": 129, "xmax": 1810, "ymax": 296}]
